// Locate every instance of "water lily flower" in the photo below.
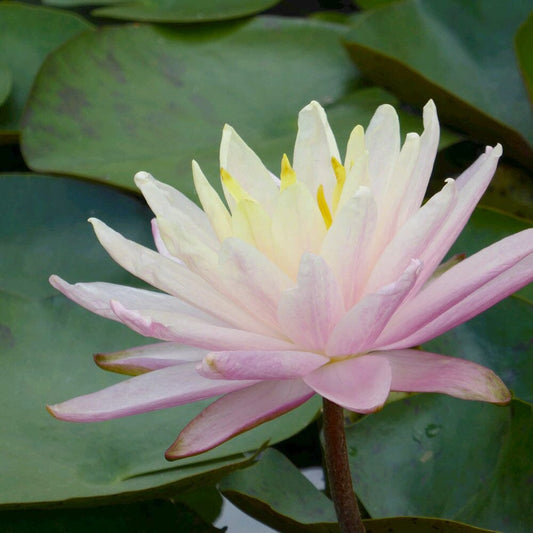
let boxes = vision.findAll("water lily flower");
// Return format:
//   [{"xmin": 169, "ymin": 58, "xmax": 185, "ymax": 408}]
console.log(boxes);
[{"xmin": 48, "ymin": 101, "xmax": 533, "ymax": 460}]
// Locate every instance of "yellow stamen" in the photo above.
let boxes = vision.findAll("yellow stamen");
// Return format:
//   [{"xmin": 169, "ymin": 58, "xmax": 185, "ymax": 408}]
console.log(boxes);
[
  {"xmin": 280, "ymin": 154, "xmax": 297, "ymax": 191},
  {"xmin": 331, "ymin": 156, "xmax": 346, "ymax": 214},
  {"xmin": 220, "ymin": 168, "xmax": 253, "ymax": 202},
  {"xmin": 317, "ymin": 184, "xmax": 332, "ymax": 229}
]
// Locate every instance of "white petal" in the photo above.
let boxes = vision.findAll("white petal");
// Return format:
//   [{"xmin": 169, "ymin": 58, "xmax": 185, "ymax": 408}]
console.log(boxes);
[
  {"xmin": 192, "ymin": 160, "xmax": 232, "ymax": 242},
  {"xmin": 220, "ymin": 125, "xmax": 279, "ymax": 213},
  {"xmin": 293, "ymin": 101, "xmax": 340, "ymax": 201},
  {"xmin": 271, "ymin": 182, "xmax": 327, "ymax": 279},
  {"xmin": 320, "ymin": 187, "xmax": 377, "ymax": 308}
]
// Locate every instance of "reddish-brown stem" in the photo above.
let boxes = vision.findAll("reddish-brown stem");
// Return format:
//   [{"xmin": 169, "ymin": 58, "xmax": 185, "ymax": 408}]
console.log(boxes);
[{"xmin": 322, "ymin": 398, "xmax": 366, "ymax": 533}]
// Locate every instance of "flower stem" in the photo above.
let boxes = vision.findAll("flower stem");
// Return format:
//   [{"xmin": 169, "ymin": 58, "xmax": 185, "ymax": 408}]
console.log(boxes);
[{"xmin": 322, "ymin": 398, "xmax": 365, "ymax": 533}]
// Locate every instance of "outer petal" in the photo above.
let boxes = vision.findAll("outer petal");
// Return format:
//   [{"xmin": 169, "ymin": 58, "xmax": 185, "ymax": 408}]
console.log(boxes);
[
  {"xmin": 49, "ymin": 276, "xmax": 215, "ymax": 323},
  {"xmin": 378, "ymin": 229, "xmax": 533, "ymax": 348},
  {"xmin": 220, "ymin": 125, "xmax": 279, "ymax": 214},
  {"xmin": 364, "ymin": 178, "xmax": 456, "ymax": 294},
  {"xmin": 218, "ymin": 237, "xmax": 293, "ymax": 329},
  {"xmin": 94, "ymin": 342, "xmax": 206, "ymax": 376},
  {"xmin": 166, "ymin": 379, "xmax": 314, "ymax": 459},
  {"xmin": 197, "ymin": 350, "xmax": 328, "ymax": 380},
  {"xmin": 278, "ymin": 253, "xmax": 345, "ymax": 351},
  {"xmin": 192, "ymin": 160, "xmax": 232, "ymax": 242},
  {"xmin": 89, "ymin": 218, "xmax": 274, "ymax": 335},
  {"xmin": 272, "ymin": 182, "xmax": 327, "ymax": 278},
  {"xmin": 409, "ymin": 144, "xmax": 502, "ymax": 293},
  {"xmin": 110, "ymin": 300, "xmax": 295, "ymax": 351},
  {"xmin": 326, "ymin": 260, "xmax": 421, "ymax": 356},
  {"xmin": 320, "ymin": 187, "xmax": 377, "ymax": 308},
  {"xmin": 375, "ymin": 349, "xmax": 510, "ymax": 403},
  {"xmin": 293, "ymin": 101, "xmax": 340, "ymax": 201},
  {"xmin": 303, "ymin": 355, "xmax": 392, "ymax": 413},
  {"xmin": 47, "ymin": 363, "xmax": 256, "ymax": 422}
]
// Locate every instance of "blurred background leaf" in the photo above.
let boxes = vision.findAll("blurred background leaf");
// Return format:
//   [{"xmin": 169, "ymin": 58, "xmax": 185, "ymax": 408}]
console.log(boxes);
[{"xmin": 0, "ymin": 2, "xmax": 92, "ymax": 140}]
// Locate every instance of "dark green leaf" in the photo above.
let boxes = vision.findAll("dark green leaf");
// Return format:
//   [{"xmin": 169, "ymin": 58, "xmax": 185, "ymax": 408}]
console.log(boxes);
[
  {"xmin": 354, "ymin": 0, "xmax": 401, "ymax": 9},
  {"xmin": 221, "ymin": 448, "xmax": 338, "ymax": 533},
  {"xmin": 0, "ymin": 500, "xmax": 223, "ymax": 532},
  {"xmin": 515, "ymin": 10, "xmax": 533, "ymax": 104},
  {"xmin": 344, "ymin": 0, "xmax": 533, "ymax": 168},
  {"xmin": 93, "ymin": 0, "xmax": 282, "ymax": 23},
  {"xmin": 44, "ymin": 0, "xmax": 281, "ymax": 23},
  {"xmin": 0, "ymin": 59, "xmax": 12, "ymax": 107},
  {"xmin": 0, "ymin": 174, "xmax": 320, "ymax": 507},
  {"xmin": 347, "ymin": 397, "xmax": 533, "ymax": 533},
  {"xmin": 364, "ymin": 517, "xmax": 498, "ymax": 533},
  {"xmin": 0, "ymin": 2, "xmax": 92, "ymax": 139}
]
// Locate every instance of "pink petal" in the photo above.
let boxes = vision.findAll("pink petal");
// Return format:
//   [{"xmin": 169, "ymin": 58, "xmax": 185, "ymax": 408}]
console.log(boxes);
[
  {"xmin": 217, "ymin": 237, "xmax": 293, "ymax": 330},
  {"xmin": 375, "ymin": 349, "xmax": 510, "ymax": 403},
  {"xmin": 89, "ymin": 218, "xmax": 275, "ymax": 336},
  {"xmin": 94, "ymin": 342, "xmax": 206, "ymax": 376},
  {"xmin": 303, "ymin": 355, "xmax": 392, "ymax": 413},
  {"xmin": 278, "ymin": 253, "xmax": 345, "ymax": 351},
  {"xmin": 409, "ymin": 144, "xmax": 502, "ymax": 293},
  {"xmin": 166, "ymin": 379, "xmax": 314, "ymax": 459},
  {"xmin": 293, "ymin": 101, "xmax": 340, "ymax": 202},
  {"xmin": 326, "ymin": 260, "xmax": 421, "ymax": 357},
  {"xmin": 49, "ymin": 276, "xmax": 214, "ymax": 323},
  {"xmin": 197, "ymin": 350, "xmax": 328, "ymax": 380},
  {"xmin": 378, "ymin": 229, "xmax": 533, "ymax": 349},
  {"xmin": 110, "ymin": 300, "xmax": 295, "ymax": 351},
  {"xmin": 364, "ymin": 179, "xmax": 456, "ymax": 295},
  {"xmin": 320, "ymin": 187, "xmax": 377, "ymax": 308},
  {"xmin": 47, "ymin": 363, "xmax": 256, "ymax": 422}
]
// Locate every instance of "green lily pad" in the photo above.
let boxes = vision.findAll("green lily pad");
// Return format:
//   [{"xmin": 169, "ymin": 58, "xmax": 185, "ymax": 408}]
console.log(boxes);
[
  {"xmin": 220, "ymin": 448, "xmax": 338, "ymax": 533},
  {"xmin": 0, "ymin": 59, "xmax": 12, "ymax": 107},
  {"xmin": 21, "ymin": 16, "xmax": 358, "ymax": 195},
  {"xmin": 44, "ymin": 0, "xmax": 281, "ymax": 23},
  {"xmin": 0, "ymin": 174, "xmax": 320, "ymax": 507},
  {"xmin": 0, "ymin": 2, "xmax": 92, "ymax": 140},
  {"xmin": 364, "ymin": 517, "xmax": 498, "ymax": 532},
  {"xmin": 344, "ymin": 0, "xmax": 533, "ymax": 168},
  {"xmin": 0, "ymin": 500, "xmax": 223, "ymax": 532},
  {"xmin": 516, "ymin": 10, "xmax": 533, "ymax": 104},
  {"xmin": 220, "ymin": 448, "xmax": 500, "ymax": 532},
  {"xmin": 347, "ymin": 397, "xmax": 533, "ymax": 533}
]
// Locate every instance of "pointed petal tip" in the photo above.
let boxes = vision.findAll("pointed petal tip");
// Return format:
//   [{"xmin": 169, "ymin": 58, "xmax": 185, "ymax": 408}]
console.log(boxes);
[{"xmin": 134, "ymin": 171, "xmax": 154, "ymax": 186}]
